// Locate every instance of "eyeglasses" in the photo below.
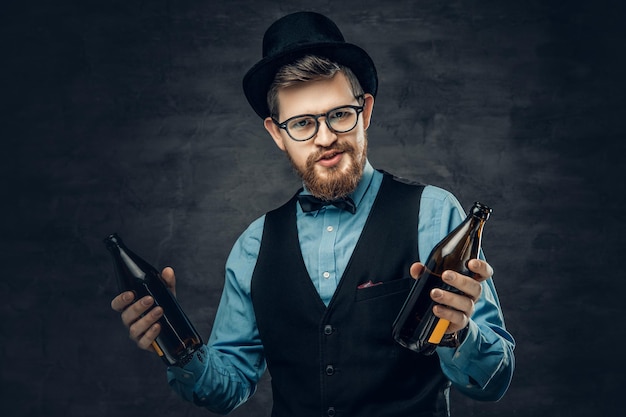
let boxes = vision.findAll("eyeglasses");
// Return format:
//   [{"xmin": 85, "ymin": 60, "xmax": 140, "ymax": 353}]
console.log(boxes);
[{"xmin": 272, "ymin": 102, "xmax": 365, "ymax": 142}]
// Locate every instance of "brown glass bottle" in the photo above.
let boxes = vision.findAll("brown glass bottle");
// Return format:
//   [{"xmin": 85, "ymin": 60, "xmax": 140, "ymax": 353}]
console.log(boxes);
[
  {"xmin": 392, "ymin": 202, "xmax": 492, "ymax": 354},
  {"xmin": 104, "ymin": 233, "xmax": 203, "ymax": 366}
]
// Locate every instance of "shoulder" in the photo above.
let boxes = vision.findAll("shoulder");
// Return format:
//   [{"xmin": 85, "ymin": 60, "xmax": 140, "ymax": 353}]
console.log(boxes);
[
  {"xmin": 228, "ymin": 215, "xmax": 266, "ymax": 261},
  {"xmin": 421, "ymin": 184, "xmax": 462, "ymax": 208},
  {"xmin": 377, "ymin": 170, "xmax": 465, "ymax": 226},
  {"xmin": 421, "ymin": 185, "xmax": 465, "ymax": 217},
  {"xmin": 224, "ymin": 215, "xmax": 267, "ymax": 291},
  {"xmin": 418, "ymin": 185, "xmax": 466, "ymax": 246}
]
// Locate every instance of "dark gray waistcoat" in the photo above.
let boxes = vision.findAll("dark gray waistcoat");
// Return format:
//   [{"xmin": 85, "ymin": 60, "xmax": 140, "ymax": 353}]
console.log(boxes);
[{"xmin": 251, "ymin": 173, "xmax": 450, "ymax": 417}]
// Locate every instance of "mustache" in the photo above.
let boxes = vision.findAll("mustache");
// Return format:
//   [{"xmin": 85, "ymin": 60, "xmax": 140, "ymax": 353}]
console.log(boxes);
[{"xmin": 306, "ymin": 141, "xmax": 356, "ymax": 167}]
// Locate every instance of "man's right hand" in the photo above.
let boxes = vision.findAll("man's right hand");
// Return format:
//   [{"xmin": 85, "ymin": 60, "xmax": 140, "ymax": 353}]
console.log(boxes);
[{"xmin": 110, "ymin": 267, "xmax": 177, "ymax": 352}]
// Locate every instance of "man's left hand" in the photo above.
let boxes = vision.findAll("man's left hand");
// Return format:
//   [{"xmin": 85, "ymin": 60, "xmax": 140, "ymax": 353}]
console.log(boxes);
[{"xmin": 409, "ymin": 259, "xmax": 494, "ymax": 333}]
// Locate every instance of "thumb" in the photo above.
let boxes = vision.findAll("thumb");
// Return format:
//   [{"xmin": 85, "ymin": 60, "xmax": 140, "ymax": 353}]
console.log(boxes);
[
  {"xmin": 409, "ymin": 262, "xmax": 424, "ymax": 279},
  {"xmin": 161, "ymin": 266, "xmax": 177, "ymax": 296}
]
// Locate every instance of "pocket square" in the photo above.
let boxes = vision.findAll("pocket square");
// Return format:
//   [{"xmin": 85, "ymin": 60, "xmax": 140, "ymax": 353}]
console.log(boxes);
[{"xmin": 357, "ymin": 280, "xmax": 383, "ymax": 289}]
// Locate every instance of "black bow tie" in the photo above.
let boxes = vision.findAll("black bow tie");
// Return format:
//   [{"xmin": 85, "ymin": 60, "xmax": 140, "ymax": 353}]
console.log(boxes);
[{"xmin": 297, "ymin": 194, "xmax": 357, "ymax": 214}]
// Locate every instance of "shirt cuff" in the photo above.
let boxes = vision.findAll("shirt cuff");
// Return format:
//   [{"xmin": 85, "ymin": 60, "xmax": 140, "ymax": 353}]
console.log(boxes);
[
  {"xmin": 436, "ymin": 320, "xmax": 503, "ymax": 389},
  {"xmin": 166, "ymin": 345, "xmax": 209, "ymax": 403}
]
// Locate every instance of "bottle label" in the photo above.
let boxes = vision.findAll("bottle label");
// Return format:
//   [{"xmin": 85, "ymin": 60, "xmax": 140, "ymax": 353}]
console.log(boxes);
[
  {"xmin": 428, "ymin": 318, "xmax": 450, "ymax": 344},
  {"xmin": 152, "ymin": 341, "xmax": 165, "ymax": 357}
]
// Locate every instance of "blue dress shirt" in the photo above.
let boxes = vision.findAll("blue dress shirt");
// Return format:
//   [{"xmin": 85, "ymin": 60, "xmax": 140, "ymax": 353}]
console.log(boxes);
[{"xmin": 167, "ymin": 160, "xmax": 515, "ymax": 414}]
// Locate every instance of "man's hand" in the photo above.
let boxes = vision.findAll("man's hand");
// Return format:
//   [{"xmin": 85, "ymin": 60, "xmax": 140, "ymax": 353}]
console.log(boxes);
[
  {"xmin": 409, "ymin": 259, "xmax": 493, "ymax": 333},
  {"xmin": 110, "ymin": 267, "xmax": 177, "ymax": 351}
]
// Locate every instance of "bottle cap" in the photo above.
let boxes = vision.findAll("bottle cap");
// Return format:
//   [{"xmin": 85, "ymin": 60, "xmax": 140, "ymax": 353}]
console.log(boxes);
[
  {"xmin": 471, "ymin": 202, "xmax": 492, "ymax": 219},
  {"xmin": 103, "ymin": 233, "xmax": 122, "ymax": 247}
]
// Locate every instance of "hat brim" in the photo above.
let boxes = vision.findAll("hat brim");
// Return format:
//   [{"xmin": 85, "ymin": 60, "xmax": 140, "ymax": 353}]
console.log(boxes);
[{"xmin": 243, "ymin": 42, "xmax": 378, "ymax": 119}]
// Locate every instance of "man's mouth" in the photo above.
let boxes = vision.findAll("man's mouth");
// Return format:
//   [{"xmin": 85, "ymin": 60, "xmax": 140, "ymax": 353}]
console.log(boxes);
[
  {"xmin": 317, "ymin": 150, "xmax": 344, "ymax": 162},
  {"xmin": 316, "ymin": 150, "xmax": 344, "ymax": 168}
]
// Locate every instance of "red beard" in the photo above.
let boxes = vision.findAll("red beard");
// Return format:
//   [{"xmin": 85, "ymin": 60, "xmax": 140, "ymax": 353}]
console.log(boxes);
[{"xmin": 289, "ymin": 138, "xmax": 368, "ymax": 201}]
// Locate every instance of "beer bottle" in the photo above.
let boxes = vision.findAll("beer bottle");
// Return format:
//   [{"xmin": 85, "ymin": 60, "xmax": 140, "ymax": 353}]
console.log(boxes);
[
  {"xmin": 392, "ymin": 202, "xmax": 492, "ymax": 354},
  {"xmin": 104, "ymin": 233, "xmax": 203, "ymax": 366}
]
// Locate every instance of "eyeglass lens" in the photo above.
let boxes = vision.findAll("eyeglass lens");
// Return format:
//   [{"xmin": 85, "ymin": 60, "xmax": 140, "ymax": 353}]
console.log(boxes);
[{"xmin": 286, "ymin": 106, "xmax": 360, "ymax": 140}]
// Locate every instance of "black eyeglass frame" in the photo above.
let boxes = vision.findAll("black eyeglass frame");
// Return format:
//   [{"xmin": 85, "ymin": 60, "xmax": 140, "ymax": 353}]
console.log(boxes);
[{"xmin": 272, "ymin": 99, "xmax": 366, "ymax": 142}]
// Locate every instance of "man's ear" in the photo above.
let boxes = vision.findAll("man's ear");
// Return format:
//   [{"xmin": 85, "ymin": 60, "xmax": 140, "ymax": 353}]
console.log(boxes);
[
  {"xmin": 361, "ymin": 93, "xmax": 375, "ymax": 130},
  {"xmin": 264, "ymin": 117, "xmax": 287, "ymax": 151}
]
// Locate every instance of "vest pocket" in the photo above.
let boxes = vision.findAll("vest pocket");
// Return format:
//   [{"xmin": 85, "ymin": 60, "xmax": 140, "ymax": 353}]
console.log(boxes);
[
  {"xmin": 352, "ymin": 277, "xmax": 416, "ymax": 346},
  {"xmin": 354, "ymin": 277, "xmax": 414, "ymax": 302}
]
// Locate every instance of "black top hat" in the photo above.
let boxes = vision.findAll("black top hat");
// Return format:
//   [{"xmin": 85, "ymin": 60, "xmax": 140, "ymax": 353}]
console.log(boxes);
[{"xmin": 242, "ymin": 11, "xmax": 378, "ymax": 119}]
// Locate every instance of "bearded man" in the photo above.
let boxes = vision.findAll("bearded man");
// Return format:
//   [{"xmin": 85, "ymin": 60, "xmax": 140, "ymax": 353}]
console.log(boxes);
[{"xmin": 111, "ymin": 11, "xmax": 515, "ymax": 417}]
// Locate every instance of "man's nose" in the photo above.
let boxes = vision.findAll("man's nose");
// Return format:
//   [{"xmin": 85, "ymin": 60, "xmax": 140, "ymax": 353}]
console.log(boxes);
[{"xmin": 313, "ymin": 119, "xmax": 338, "ymax": 147}]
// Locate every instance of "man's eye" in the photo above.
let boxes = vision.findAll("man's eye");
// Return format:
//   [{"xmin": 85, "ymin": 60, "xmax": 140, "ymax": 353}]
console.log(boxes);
[
  {"xmin": 330, "ymin": 110, "xmax": 347, "ymax": 120},
  {"xmin": 289, "ymin": 118, "xmax": 313, "ymax": 130}
]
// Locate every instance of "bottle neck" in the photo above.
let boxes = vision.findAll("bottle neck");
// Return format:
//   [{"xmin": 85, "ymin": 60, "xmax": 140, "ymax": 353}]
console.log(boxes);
[{"xmin": 468, "ymin": 217, "xmax": 486, "ymax": 258}]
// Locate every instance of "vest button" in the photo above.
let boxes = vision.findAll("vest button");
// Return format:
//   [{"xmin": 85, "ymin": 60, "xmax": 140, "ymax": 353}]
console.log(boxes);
[
  {"xmin": 324, "ymin": 325, "xmax": 333, "ymax": 335},
  {"xmin": 327, "ymin": 406, "xmax": 336, "ymax": 416},
  {"xmin": 325, "ymin": 365, "xmax": 335, "ymax": 375}
]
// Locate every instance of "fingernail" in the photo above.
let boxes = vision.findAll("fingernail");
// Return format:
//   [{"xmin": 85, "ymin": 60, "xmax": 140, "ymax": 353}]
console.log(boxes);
[
  {"xmin": 141, "ymin": 297, "xmax": 153, "ymax": 306},
  {"xmin": 431, "ymin": 289, "xmax": 443, "ymax": 299},
  {"xmin": 443, "ymin": 271, "xmax": 454, "ymax": 282},
  {"xmin": 152, "ymin": 307, "xmax": 163, "ymax": 318},
  {"xmin": 122, "ymin": 292, "xmax": 132, "ymax": 302}
]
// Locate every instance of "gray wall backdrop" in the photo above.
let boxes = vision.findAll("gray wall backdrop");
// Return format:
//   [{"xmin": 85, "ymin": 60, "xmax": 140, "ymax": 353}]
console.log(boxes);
[{"xmin": 2, "ymin": 0, "xmax": 625, "ymax": 416}]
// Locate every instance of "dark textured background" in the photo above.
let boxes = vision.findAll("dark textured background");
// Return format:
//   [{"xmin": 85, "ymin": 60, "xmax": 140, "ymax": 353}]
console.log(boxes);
[{"xmin": 2, "ymin": 1, "xmax": 625, "ymax": 416}]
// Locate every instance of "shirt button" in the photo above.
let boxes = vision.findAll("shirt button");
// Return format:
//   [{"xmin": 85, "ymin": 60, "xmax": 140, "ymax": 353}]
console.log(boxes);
[
  {"xmin": 323, "ymin": 271, "xmax": 330, "ymax": 279},
  {"xmin": 324, "ymin": 325, "xmax": 333, "ymax": 335},
  {"xmin": 327, "ymin": 407, "xmax": 336, "ymax": 417},
  {"xmin": 325, "ymin": 365, "xmax": 335, "ymax": 376},
  {"xmin": 326, "ymin": 226, "xmax": 334, "ymax": 232}
]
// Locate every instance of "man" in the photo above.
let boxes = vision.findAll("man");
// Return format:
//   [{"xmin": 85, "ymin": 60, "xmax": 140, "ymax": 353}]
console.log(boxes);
[{"xmin": 111, "ymin": 11, "xmax": 515, "ymax": 417}]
